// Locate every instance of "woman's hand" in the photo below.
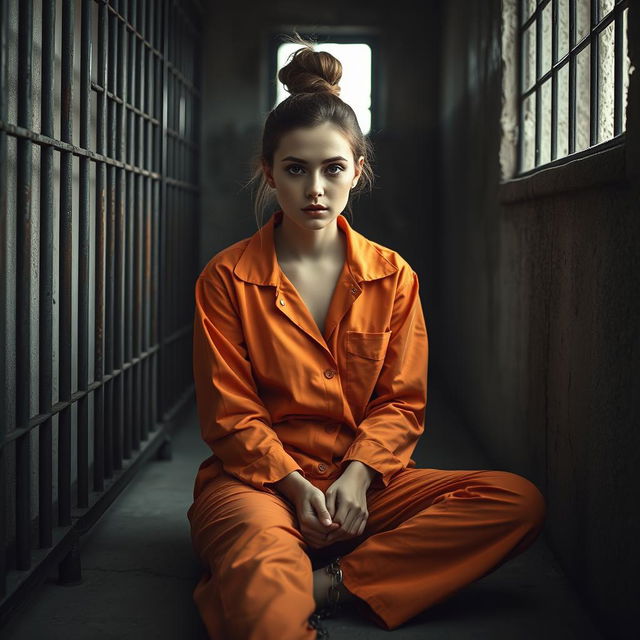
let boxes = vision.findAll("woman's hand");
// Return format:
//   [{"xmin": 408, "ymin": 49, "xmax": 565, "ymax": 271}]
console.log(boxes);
[
  {"xmin": 271, "ymin": 472, "xmax": 340, "ymax": 549},
  {"xmin": 323, "ymin": 461, "xmax": 377, "ymax": 545}
]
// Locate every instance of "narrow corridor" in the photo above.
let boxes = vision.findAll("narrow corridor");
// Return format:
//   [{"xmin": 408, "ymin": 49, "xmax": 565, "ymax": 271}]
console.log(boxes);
[{"xmin": 2, "ymin": 386, "xmax": 601, "ymax": 640}]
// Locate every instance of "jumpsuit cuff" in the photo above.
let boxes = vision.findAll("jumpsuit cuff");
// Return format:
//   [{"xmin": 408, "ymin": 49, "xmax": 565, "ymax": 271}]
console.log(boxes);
[
  {"xmin": 339, "ymin": 439, "xmax": 403, "ymax": 488},
  {"xmin": 236, "ymin": 448, "xmax": 306, "ymax": 495}
]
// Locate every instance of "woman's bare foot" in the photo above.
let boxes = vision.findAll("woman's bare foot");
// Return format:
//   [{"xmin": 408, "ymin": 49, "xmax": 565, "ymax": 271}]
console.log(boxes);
[{"xmin": 312, "ymin": 564, "xmax": 357, "ymax": 610}]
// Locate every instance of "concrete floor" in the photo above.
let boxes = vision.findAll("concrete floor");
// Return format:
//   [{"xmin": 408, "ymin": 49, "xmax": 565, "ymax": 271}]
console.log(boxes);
[{"xmin": 2, "ymin": 384, "xmax": 603, "ymax": 639}]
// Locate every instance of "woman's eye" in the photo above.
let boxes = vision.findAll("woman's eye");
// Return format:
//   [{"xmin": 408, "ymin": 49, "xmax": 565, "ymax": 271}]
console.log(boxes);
[{"xmin": 285, "ymin": 164, "xmax": 345, "ymax": 176}]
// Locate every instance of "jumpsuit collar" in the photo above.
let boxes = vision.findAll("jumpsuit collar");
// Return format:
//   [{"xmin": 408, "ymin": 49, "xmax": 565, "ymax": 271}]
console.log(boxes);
[{"xmin": 233, "ymin": 209, "xmax": 398, "ymax": 286}]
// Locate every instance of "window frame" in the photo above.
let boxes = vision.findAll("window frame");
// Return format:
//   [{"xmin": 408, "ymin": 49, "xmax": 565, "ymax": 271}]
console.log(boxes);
[{"xmin": 499, "ymin": 0, "xmax": 632, "ymax": 202}]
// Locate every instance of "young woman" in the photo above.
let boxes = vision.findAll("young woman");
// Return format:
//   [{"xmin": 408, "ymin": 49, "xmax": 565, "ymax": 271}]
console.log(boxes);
[{"xmin": 187, "ymin": 35, "xmax": 546, "ymax": 640}]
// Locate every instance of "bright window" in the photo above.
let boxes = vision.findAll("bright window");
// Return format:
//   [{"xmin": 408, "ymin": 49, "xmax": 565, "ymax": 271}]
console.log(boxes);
[{"xmin": 274, "ymin": 42, "xmax": 372, "ymax": 135}]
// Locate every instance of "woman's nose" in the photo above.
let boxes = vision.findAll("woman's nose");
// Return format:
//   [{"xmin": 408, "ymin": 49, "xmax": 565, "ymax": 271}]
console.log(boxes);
[{"xmin": 307, "ymin": 173, "xmax": 324, "ymax": 198}]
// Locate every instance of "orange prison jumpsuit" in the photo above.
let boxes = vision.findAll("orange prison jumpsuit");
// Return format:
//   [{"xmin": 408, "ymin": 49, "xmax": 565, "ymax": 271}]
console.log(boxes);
[{"xmin": 187, "ymin": 209, "xmax": 547, "ymax": 639}]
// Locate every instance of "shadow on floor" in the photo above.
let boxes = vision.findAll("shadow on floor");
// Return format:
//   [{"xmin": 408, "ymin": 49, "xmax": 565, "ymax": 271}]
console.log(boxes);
[{"xmin": 1, "ymin": 385, "xmax": 602, "ymax": 639}]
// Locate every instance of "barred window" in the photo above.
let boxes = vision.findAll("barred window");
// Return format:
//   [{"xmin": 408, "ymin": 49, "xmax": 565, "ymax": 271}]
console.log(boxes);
[{"xmin": 517, "ymin": 0, "xmax": 630, "ymax": 174}]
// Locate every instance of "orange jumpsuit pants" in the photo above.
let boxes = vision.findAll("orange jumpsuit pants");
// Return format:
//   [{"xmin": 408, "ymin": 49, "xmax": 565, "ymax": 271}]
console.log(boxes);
[{"xmin": 187, "ymin": 465, "xmax": 546, "ymax": 639}]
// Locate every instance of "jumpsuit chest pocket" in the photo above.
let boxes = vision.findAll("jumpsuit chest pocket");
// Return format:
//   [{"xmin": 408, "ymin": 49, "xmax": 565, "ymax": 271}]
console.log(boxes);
[{"xmin": 345, "ymin": 330, "xmax": 392, "ymax": 413}]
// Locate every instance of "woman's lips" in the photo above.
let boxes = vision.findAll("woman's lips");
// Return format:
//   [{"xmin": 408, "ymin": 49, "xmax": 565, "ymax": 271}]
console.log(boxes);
[{"xmin": 302, "ymin": 207, "xmax": 328, "ymax": 216}]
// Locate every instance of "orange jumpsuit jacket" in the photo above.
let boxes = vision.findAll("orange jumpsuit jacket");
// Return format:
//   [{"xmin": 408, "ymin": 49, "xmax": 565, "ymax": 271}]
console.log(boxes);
[{"xmin": 191, "ymin": 209, "xmax": 428, "ymax": 503}]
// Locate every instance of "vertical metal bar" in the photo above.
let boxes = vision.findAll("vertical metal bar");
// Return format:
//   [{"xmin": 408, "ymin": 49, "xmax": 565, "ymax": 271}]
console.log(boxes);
[
  {"xmin": 59, "ymin": 0, "xmax": 75, "ymax": 527},
  {"xmin": 105, "ymin": 0, "xmax": 117, "ymax": 478},
  {"xmin": 551, "ymin": 0, "xmax": 558, "ymax": 159},
  {"xmin": 145, "ymin": 0, "xmax": 151, "ymax": 171},
  {"xmin": 517, "ymin": 1, "xmax": 523, "ymax": 173},
  {"xmin": 114, "ymin": 0, "xmax": 125, "ymax": 470},
  {"xmin": 77, "ymin": 0, "xmax": 92, "ymax": 509},
  {"xmin": 136, "ymin": 0, "xmax": 145, "ymax": 442},
  {"xmin": 151, "ymin": 0, "xmax": 162, "ymax": 431},
  {"xmin": 159, "ymin": 0, "xmax": 169, "ymax": 427},
  {"xmin": 138, "ymin": 0, "xmax": 144, "ymax": 169},
  {"xmin": 590, "ymin": 0, "xmax": 599, "ymax": 145},
  {"xmin": 0, "ymin": 0, "xmax": 13, "ymax": 596},
  {"xmin": 143, "ymin": 0, "xmax": 152, "ymax": 434},
  {"xmin": 94, "ymin": 0, "xmax": 108, "ymax": 492},
  {"xmin": 613, "ymin": 4, "xmax": 623, "ymax": 135},
  {"xmin": 569, "ymin": 0, "xmax": 576, "ymax": 153},
  {"xmin": 16, "ymin": 0, "xmax": 34, "ymax": 571},
  {"xmin": 123, "ymin": 0, "xmax": 134, "ymax": 461},
  {"xmin": 130, "ymin": 0, "xmax": 142, "ymax": 451},
  {"xmin": 143, "ymin": 0, "xmax": 150, "ymax": 437},
  {"xmin": 39, "ymin": 0, "xmax": 55, "ymax": 548},
  {"xmin": 535, "ymin": 3, "xmax": 542, "ymax": 167}
]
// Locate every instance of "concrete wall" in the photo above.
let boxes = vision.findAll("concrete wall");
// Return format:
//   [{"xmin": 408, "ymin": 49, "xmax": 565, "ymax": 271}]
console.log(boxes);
[{"xmin": 436, "ymin": 1, "xmax": 639, "ymax": 637}]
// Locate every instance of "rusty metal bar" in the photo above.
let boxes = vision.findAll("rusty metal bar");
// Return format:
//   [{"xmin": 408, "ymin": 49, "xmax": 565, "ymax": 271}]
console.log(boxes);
[
  {"xmin": 59, "ymin": 0, "xmax": 75, "ymax": 530},
  {"xmin": 39, "ymin": 0, "xmax": 56, "ymax": 549},
  {"xmin": 105, "ymin": 0, "xmax": 117, "ymax": 480},
  {"xmin": 0, "ymin": 0, "xmax": 13, "ymax": 600},
  {"xmin": 95, "ymin": 0, "xmax": 108, "ymax": 493},
  {"xmin": 113, "ymin": 0, "xmax": 126, "ymax": 472},
  {"xmin": 16, "ymin": 0, "xmax": 34, "ymax": 573},
  {"xmin": 78, "ymin": 0, "xmax": 93, "ymax": 510},
  {"xmin": 123, "ymin": 0, "xmax": 134, "ymax": 461}
]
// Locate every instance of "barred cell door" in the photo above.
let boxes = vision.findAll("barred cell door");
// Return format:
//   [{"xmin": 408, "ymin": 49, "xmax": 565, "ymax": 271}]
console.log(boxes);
[{"xmin": 0, "ymin": 0, "xmax": 202, "ymax": 623}]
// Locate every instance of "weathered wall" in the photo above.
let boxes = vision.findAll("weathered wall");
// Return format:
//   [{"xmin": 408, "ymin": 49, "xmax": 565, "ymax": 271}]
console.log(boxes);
[{"xmin": 436, "ymin": 1, "xmax": 639, "ymax": 637}]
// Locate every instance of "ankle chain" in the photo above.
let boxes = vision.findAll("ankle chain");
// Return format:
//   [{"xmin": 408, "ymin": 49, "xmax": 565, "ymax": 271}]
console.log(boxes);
[
  {"xmin": 307, "ymin": 611, "xmax": 330, "ymax": 639},
  {"xmin": 324, "ymin": 556, "xmax": 343, "ymax": 617}
]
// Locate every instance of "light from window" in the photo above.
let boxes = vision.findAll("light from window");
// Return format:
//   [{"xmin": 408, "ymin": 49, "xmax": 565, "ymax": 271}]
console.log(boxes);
[
  {"xmin": 518, "ymin": 0, "xmax": 630, "ymax": 174},
  {"xmin": 275, "ymin": 42, "xmax": 372, "ymax": 135}
]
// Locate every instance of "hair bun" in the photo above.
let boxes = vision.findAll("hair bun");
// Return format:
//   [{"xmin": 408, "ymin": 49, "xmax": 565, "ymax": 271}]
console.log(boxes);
[{"xmin": 278, "ymin": 42, "xmax": 342, "ymax": 97}]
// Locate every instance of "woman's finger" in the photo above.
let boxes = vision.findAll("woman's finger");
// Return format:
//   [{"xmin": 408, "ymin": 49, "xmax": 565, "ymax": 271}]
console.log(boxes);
[{"xmin": 309, "ymin": 492, "xmax": 334, "ymax": 531}]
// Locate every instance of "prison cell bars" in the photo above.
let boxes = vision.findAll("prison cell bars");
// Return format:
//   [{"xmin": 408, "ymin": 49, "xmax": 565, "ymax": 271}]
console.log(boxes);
[
  {"xmin": 0, "ymin": 0, "xmax": 202, "ymax": 625},
  {"xmin": 517, "ymin": 0, "xmax": 629, "ymax": 174}
]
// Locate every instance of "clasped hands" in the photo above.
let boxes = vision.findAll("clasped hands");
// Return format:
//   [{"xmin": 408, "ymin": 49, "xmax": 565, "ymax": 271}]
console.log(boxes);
[{"xmin": 274, "ymin": 461, "xmax": 377, "ymax": 549}]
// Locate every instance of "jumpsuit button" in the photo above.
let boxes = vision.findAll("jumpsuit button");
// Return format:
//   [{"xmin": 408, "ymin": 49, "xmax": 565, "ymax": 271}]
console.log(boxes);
[
  {"xmin": 317, "ymin": 463, "xmax": 327, "ymax": 473},
  {"xmin": 350, "ymin": 286, "xmax": 358, "ymax": 294},
  {"xmin": 279, "ymin": 299, "xmax": 285, "ymax": 306},
  {"xmin": 324, "ymin": 369, "xmax": 336, "ymax": 379}
]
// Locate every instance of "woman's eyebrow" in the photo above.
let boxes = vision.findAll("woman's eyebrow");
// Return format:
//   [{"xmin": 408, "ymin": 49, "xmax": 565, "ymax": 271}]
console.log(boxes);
[{"xmin": 281, "ymin": 155, "xmax": 348, "ymax": 164}]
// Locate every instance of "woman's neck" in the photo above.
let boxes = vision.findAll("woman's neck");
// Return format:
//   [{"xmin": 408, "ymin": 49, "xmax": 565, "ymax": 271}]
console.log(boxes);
[{"xmin": 274, "ymin": 214, "xmax": 344, "ymax": 263}]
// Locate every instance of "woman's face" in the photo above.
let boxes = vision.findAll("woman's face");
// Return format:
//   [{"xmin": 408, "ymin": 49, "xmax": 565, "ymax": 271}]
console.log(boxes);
[{"xmin": 262, "ymin": 122, "xmax": 364, "ymax": 229}]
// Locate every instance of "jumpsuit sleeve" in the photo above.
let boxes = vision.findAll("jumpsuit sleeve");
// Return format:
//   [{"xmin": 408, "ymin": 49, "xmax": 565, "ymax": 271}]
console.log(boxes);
[
  {"xmin": 339, "ymin": 269, "xmax": 428, "ymax": 488},
  {"xmin": 193, "ymin": 271, "xmax": 305, "ymax": 495}
]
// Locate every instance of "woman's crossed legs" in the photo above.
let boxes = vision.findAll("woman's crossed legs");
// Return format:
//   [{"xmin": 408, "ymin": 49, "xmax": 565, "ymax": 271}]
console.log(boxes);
[{"xmin": 188, "ymin": 467, "xmax": 546, "ymax": 638}]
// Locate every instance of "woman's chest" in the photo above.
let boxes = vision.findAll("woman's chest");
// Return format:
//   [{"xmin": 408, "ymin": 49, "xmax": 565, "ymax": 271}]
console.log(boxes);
[{"xmin": 278, "ymin": 261, "xmax": 343, "ymax": 336}]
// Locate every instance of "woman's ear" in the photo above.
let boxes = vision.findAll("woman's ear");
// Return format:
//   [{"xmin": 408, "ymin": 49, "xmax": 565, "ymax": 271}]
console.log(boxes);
[
  {"xmin": 262, "ymin": 159, "xmax": 275, "ymax": 188},
  {"xmin": 352, "ymin": 155, "xmax": 365, "ymax": 188}
]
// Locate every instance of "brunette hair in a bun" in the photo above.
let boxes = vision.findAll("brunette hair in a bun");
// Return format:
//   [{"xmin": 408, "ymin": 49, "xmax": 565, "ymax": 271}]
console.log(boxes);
[
  {"xmin": 277, "ymin": 43, "xmax": 342, "ymax": 97},
  {"xmin": 247, "ymin": 31, "xmax": 375, "ymax": 226}
]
